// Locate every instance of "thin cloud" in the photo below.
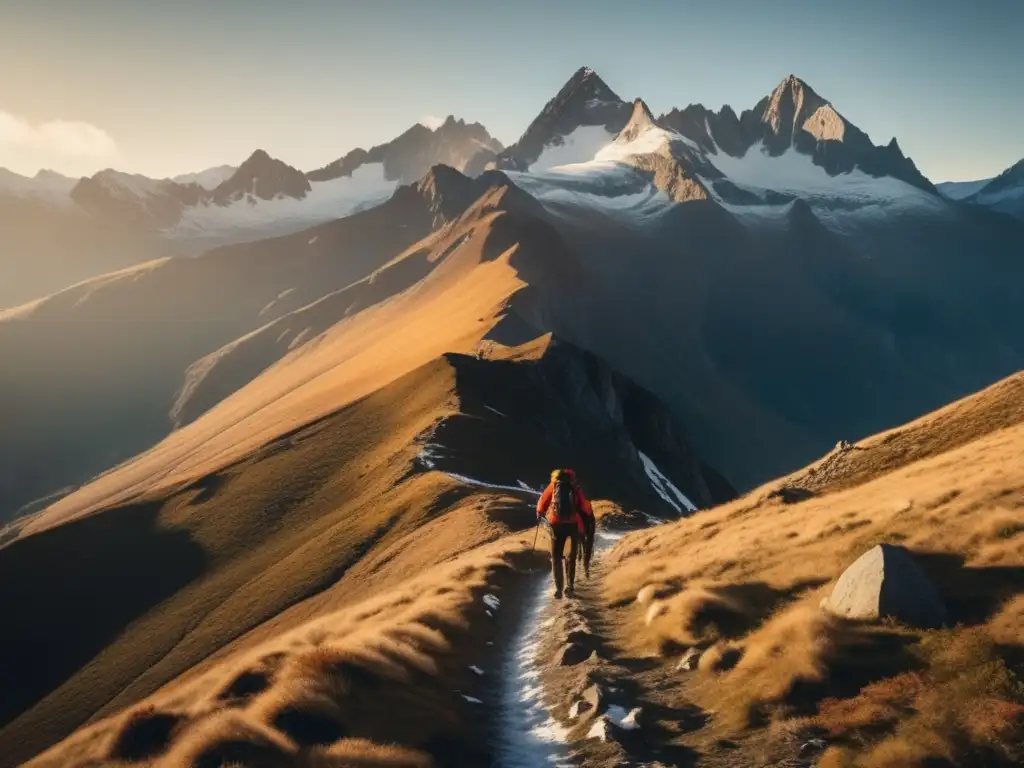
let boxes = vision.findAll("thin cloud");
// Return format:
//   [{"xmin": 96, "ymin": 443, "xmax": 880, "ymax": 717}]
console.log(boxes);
[
  {"xmin": 418, "ymin": 115, "xmax": 445, "ymax": 130},
  {"xmin": 0, "ymin": 110, "xmax": 117, "ymax": 158}
]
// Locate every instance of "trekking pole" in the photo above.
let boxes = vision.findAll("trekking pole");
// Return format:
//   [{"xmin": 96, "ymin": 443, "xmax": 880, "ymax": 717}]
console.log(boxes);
[{"xmin": 531, "ymin": 520, "xmax": 540, "ymax": 552}]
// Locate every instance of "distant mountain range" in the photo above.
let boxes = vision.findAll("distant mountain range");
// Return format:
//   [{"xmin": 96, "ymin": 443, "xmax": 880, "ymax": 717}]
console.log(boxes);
[{"xmin": 3, "ymin": 66, "xmax": 1024, "ymax": 766}]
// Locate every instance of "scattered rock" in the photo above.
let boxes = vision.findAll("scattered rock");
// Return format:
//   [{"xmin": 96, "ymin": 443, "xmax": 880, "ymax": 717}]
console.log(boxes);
[
  {"xmin": 821, "ymin": 544, "xmax": 947, "ymax": 628},
  {"xmin": 636, "ymin": 582, "xmax": 677, "ymax": 605},
  {"xmin": 605, "ymin": 704, "xmax": 642, "ymax": 731},
  {"xmin": 645, "ymin": 601, "xmax": 668, "ymax": 626},
  {"xmin": 557, "ymin": 642, "xmax": 590, "ymax": 667},
  {"xmin": 587, "ymin": 717, "xmax": 611, "ymax": 742},
  {"xmin": 618, "ymin": 707, "xmax": 642, "ymax": 730},
  {"xmin": 676, "ymin": 647, "xmax": 702, "ymax": 671},
  {"xmin": 568, "ymin": 701, "xmax": 583, "ymax": 720},
  {"xmin": 582, "ymin": 684, "xmax": 605, "ymax": 714},
  {"xmin": 800, "ymin": 738, "xmax": 828, "ymax": 756}
]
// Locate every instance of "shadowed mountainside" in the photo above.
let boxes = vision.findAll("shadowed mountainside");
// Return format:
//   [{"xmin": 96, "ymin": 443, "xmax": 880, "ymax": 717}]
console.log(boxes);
[{"xmin": 1, "ymin": 333, "xmax": 727, "ymax": 766}]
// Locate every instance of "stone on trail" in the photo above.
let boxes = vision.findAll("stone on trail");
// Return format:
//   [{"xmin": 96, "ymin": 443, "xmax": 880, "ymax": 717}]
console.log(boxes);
[
  {"xmin": 821, "ymin": 544, "xmax": 947, "ymax": 628},
  {"xmin": 676, "ymin": 647, "xmax": 702, "ymax": 671},
  {"xmin": 582, "ymin": 683, "xmax": 605, "ymax": 714}
]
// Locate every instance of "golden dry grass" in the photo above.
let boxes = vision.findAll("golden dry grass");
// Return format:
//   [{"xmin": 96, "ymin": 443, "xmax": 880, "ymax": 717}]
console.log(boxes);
[
  {"xmin": 604, "ymin": 372, "xmax": 1024, "ymax": 764},
  {"xmin": 26, "ymin": 534, "xmax": 535, "ymax": 767}
]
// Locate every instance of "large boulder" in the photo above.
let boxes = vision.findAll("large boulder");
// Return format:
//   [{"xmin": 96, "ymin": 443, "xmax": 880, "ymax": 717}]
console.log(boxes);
[{"xmin": 821, "ymin": 544, "xmax": 947, "ymax": 628}]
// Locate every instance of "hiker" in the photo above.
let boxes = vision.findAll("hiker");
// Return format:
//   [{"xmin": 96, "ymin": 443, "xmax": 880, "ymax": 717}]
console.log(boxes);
[{"xmin": 536, "ymin": 468, "xmax": 595, "ymax": 599}]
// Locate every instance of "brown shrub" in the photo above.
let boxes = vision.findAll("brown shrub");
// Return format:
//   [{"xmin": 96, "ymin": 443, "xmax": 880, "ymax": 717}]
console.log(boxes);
[
  {"xmin": 304, "ymin": 738, "xmax": 433, "ymax": 767},
  {"xmin": 161, "ymin": 711, "xmax": 296, "ymax": 767}
]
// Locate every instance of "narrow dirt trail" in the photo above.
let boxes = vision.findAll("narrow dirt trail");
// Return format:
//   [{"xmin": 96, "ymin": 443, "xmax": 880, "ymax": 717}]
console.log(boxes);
[{"xmin": 491, "ymin": 527, "xmax": 660, "ymax": 767}]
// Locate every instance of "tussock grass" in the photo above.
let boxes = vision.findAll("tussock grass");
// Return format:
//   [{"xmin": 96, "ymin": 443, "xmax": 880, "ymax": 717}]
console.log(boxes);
[{"xmin": 26, "ymin": 537, "xmax": 534, "ymax": 767}]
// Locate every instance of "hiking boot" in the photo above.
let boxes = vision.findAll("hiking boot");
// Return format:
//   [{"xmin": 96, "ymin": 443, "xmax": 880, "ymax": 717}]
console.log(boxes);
[
  {"xmin": 553, "ymin": 589, "xmax": 563, "ymax": 600},
  {"xmin": 565, "ymin": 585, "xmax": 575, "ymax": 599}
]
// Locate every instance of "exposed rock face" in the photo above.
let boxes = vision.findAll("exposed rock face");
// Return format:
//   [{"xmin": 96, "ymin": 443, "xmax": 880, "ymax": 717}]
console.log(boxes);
[
  {"xmin": 211, "ymin": 149, "xmax": 311, "ymax": 203},
  {"xmin": 71, "ymin": 171, "xmax": 205, "ymax": 230},
  {"xmin": 308, "ymin": 117, "xmax": 502, "ymax": 184},
  {"xmin": 488, "ymin": 67, "xmax": 632, "ymax": 172},
  {"xmin": 604, "ymin": 100, "xmax": 715, "ymax": 203},
  {"xmin": 658, "ymin": 75, "xmax": 935, "ymax": 193},
  {"xmin": 821, "ymin": 544, "xmax": 947, "ymax": 628},
  {"xmin": 71, "ymin": 150, "xmax": 313, "ymax": 232}
]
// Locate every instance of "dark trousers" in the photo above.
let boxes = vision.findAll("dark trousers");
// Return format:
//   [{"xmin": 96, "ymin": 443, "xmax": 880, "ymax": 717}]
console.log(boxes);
[
  {"xmin": 549, "ymin": 522, "xmax": 580, "ymax": 594},
  {"xmin": 580, "ymin": 514, "xmax": 595, "ymax": 575}
]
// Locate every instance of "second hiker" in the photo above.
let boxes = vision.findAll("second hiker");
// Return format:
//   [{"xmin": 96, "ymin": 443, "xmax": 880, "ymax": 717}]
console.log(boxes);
[{"xmin": 536, "ymin": 468, "xmax": 595, "ymax": 599}]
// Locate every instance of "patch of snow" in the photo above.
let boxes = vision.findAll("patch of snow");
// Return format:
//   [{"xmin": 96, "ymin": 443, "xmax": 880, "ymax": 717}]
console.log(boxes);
[
  {"xmin": 529, "ymin": 125, "xmax": 616, "ymax": 172},
  {"xmin": 417, "ymin": 442, "xmax": 447, "ymax": 470},
  {"xmin": 483, "ymin": 594, "xmax": 501, "ymax": 611},
  {"xmin": 469, "ymin": 665, "xmax": 485, "ymax": 676},
  {"xmin": 484, "ymin": 405, "xmax": 507, "ymax": 417},
  {"xmin": 173, "ymin": 164, "xmax": 236, "ymax": 189},
  {"xmin": 445, "ymin": 472, "xmax": 542, "ymax": 497},
  {"xmin": 167, "ymin": 162, "xmax": 397, "ymax": 241},
  {"xmin": 638, "ymin": 451, "xmax": 698, "ymax": 514},
  {"xmin": 587, "ymin": 718, "xmax": 611, "ymax": 742},
  {"xmin": 595, "ymin": 530, "xmax": 625, "ymax": 545},
  {"xmin": 508, "ymin": 165, "xmax": 675, "ymax": 223},
  {"xmin": 494, "ymin": 576, "xmax": 572, "ymax": 768},
  {"xmin": 936, "ymin": 178, "xmax": 992, "ymax": 200},
  {"xmin": 593, "ymin": 120, "xmax": 696, "ymax": 164},
  {"xmin": 486, "ymin": 610, "xmax": 494, "ymax": 617},
  {"xmin": 308, "ymin": 235, "xmax": 318, "ymax": 245},
  {"xmin": 461, "ymin": 694, "xmax": 483, "ymax": 704},
  {"xmin": 606, "ymin": 705, "xmax": 641, "ymax": 730},
  {"xmin": 975, "ymin": 185, "xmax": 1024, "ymax": 206},
  {"xmin": 706, "ymin": 142, "xmax": 947, "ymax": 230}
]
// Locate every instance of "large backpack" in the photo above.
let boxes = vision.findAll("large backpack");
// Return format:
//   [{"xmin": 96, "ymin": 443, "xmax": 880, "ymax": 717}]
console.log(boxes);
[{"xmin": 549, "ymin": 472, "xmax": 579, "ymax": 524}]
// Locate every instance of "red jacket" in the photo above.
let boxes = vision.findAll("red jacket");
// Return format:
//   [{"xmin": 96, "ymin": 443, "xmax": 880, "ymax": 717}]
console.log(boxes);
[{"xmin": 537, "ymin": 475, "xmax": 593, "ymax": 532}]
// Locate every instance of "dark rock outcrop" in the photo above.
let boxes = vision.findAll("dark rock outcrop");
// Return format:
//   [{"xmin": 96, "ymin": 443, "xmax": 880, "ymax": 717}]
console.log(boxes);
[
  {"xmin": 489, "ymin": 67, "xmax": 632, "ymax": 172},
  {"xmin": 308, "ymin": 117, "xmax": 502, "ymax": 184}
]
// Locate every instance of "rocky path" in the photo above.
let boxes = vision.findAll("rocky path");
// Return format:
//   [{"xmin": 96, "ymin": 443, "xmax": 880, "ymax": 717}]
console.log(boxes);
[{"xmin": 492, "ymin": 527, "xmax": 707, "ymax": 767}]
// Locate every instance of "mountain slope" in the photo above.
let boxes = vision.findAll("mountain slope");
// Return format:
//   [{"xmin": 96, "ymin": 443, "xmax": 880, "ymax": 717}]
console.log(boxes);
[
  {"xmin": 1, "ymin": 328, "xmax": 726, "ymax": 767},
  {"xmin": 493, "ymin": 69, "xmax": 1024, "ymax": 489},
  {"xmin": 310, "ymin": 117, "xmax": 502, "ymax": 184},
  {"xmin": 601, "ymin": 369, "xmax": 1024, "ymax": 766},
  {"xmin": 0, "ymin": 170, "xmax": 483, "ymax": 524},
  {"xmin": 480, "ymin": 67, "xmax": 633, "ymax": 173}
]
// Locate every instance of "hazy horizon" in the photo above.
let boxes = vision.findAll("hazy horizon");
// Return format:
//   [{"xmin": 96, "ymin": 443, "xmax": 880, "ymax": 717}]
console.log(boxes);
[{"xmin": 2, "ymin": 0, "xmax": 1022, "ymax": 183}]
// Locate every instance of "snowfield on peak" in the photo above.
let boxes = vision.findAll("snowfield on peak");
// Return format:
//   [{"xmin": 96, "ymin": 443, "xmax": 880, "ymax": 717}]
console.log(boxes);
[
  {"xmin": 528, "ymin": 125, "xmax": 616, "ymax": 172},
  {"xmin": 166, "ymin": 162, "xmax": 397, "ymax": 243},
  {"xmin": 706, "ymin": 142, "xmax": 946, "ymax": 213}
]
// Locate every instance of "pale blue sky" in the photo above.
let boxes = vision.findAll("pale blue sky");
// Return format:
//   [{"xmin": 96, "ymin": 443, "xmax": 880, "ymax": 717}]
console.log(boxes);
[{"xmin": 1, "ymin": 0, "xmax": 1021, "ymax": 182}]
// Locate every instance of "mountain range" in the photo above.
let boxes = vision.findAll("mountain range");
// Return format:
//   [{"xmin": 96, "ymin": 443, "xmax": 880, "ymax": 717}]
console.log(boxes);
[
  {"xmin": 1, "ymin": 66, "xmax": 1023, "ymax": 766},
  {"xmin": 2, "ymin": 66, "xmax": 1023, "ymax": 522}
]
